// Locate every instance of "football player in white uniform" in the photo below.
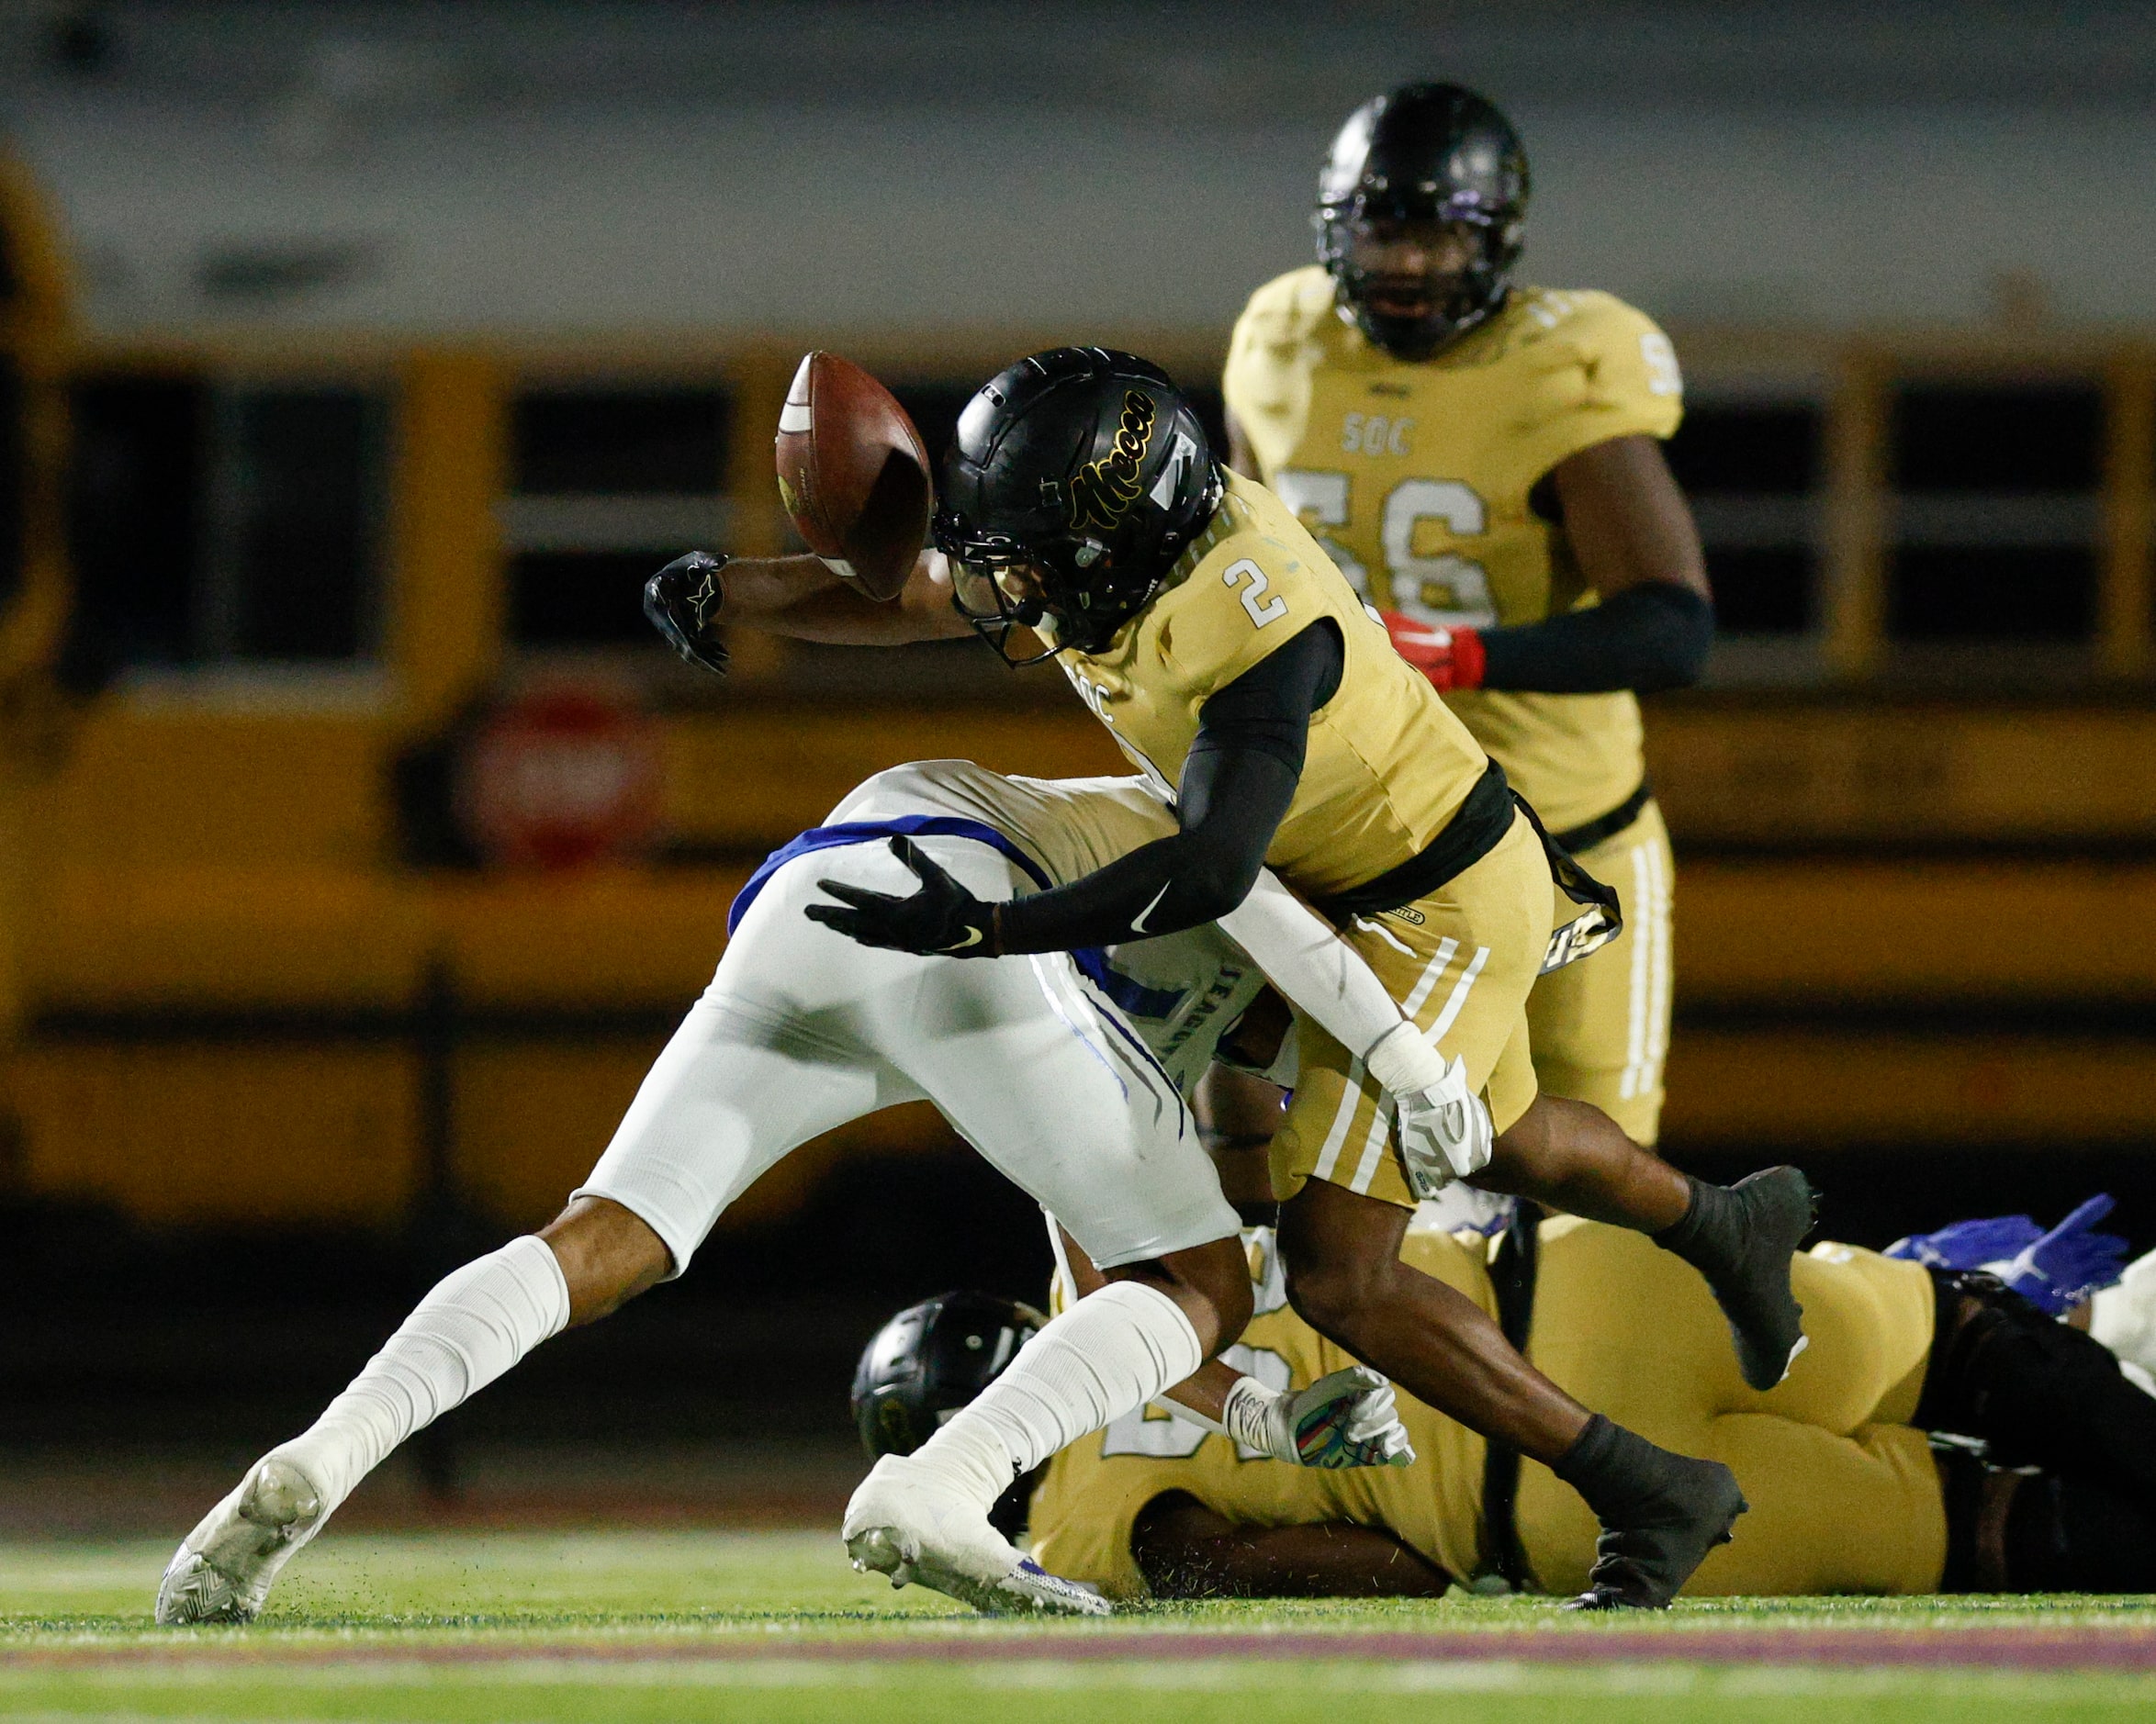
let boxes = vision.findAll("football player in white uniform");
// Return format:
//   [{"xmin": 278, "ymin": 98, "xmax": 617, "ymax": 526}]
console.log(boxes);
[{"xmin": 156, "ymin": 761, "xmax": 1475, "ymax": 1626}]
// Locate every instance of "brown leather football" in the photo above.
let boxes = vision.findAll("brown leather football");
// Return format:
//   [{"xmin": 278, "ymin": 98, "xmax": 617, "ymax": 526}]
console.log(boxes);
[{"xmin": 773, "ymin": 352, "xmax": 932, "ymax": 602}]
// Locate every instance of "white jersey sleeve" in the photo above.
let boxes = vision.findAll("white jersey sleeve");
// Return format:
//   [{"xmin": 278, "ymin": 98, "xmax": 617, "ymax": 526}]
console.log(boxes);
[{"xmin": 1217, "ymin": 874, "xmax": 1410, "ymax": 1067}]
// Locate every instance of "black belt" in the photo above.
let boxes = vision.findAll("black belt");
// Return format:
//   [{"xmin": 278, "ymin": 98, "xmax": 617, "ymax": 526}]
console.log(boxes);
[
  {"xmin": 1550, "ymin": 779, "xmax": 1652, "ymax": 857},
  {"xmin": 1475, "ymin": 1211, "xmax": 1542, "ymax": 1594},
  {"xmin": 1313, "ymin": 760, "xmax": 1624, "ymax": 974},
  {"xmin": 1311, "ymin": 761, "xmax": 1518, "ymax": 923}
]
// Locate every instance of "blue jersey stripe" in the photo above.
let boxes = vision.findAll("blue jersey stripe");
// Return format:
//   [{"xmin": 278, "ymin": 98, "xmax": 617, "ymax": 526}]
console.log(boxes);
[
  {"xmin": 726, "ymin": 815, "xmax": 1053, "ymax": 935},
  {"xmin": 1071, "ymin": 946, "xmax": 1188, "ymax": 1021}
]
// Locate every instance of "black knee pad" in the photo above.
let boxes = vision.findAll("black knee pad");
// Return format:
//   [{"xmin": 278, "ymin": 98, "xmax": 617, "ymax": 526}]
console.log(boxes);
[{"xmin": 1916, "ymin": 1271, "xmax": 2156, "ymax": 1501}]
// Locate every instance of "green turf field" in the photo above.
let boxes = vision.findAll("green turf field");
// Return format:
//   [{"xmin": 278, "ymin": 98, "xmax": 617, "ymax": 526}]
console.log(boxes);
[{"xmin": 5, "ymin": 1531, "xmax": 2154, "ymax": 1722}]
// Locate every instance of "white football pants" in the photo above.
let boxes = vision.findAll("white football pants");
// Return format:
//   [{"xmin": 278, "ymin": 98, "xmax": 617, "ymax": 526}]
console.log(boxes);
[{"xmin": 576, "ymin": 835, "xmax": 1240, "ymax": 1273}]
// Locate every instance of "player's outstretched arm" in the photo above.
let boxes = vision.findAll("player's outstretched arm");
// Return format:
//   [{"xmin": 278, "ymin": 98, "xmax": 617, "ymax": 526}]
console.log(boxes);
[
  {"xmin": 809, "ymin": 622, "xmax": 1342, "ymax": 957},
  {"xmin": 646, "ymin": 547, "xmax": 974, "ymax": 671}
]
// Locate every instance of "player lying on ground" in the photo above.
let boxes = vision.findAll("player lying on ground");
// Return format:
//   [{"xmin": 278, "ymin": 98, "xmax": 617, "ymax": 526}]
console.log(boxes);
[
  {"xmin": 858, "ymin": 1202, "xmax": 2156, "ymax": 1600},
  {"xmin": 156, "ymin": 759, "xmax": 1465, "ymax": 1626},
  {"xmin": 647, "ymin": 350, "xmax": 1810, "ymax": 1606}
]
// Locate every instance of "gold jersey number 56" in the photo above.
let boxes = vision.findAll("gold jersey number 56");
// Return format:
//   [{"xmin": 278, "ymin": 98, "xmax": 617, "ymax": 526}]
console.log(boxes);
[{"xmin": 1271, "ymin": 470, "xmax": 1497, "ymax": 630}]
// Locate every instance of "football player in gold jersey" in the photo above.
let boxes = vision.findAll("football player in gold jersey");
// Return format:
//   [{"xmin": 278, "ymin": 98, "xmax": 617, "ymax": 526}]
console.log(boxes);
[
  {"xmin": 1223, "ymin": 83, "xmax": 1711, "ymax": 1147},
  {"xmin": 852, "ymin": 1207, "xmax": 2156, "ymax": 1601},
  {"xmin": 646, "ymin": 348, "xmax": 1806, "ymax": 1607}
]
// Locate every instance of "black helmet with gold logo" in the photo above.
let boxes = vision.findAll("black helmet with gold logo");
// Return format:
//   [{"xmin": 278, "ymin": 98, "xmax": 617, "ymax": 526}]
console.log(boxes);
[{"xmin": 934, "ymin": 347, "xmax": 1222, "ymax": 663}]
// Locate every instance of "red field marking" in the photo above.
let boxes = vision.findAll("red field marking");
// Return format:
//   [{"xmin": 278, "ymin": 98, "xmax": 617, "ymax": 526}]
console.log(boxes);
[{"xmin": 13, "ymin": 1625, "xmax": 2156, "ymax": 1674}]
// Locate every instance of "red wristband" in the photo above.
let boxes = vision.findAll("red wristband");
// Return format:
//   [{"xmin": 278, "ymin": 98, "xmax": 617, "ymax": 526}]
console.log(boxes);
[
  {"xmin": 1381, "ymin": 611, "xmax": 1486, "ymax": 691},
  {"xmin": 1449, "ymin": 625, "xmax": 1487, "ymax": 690}
]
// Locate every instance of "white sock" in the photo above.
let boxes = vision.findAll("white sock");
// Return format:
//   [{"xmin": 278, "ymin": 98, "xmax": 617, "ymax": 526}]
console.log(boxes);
[
  {"xmin": 268, "ymin": 1236, "xmax": 570, "ymax": 1517},
  {"xmin": 909, "ymin": 1280, "xmax": 1204, "ymax": 1506}
]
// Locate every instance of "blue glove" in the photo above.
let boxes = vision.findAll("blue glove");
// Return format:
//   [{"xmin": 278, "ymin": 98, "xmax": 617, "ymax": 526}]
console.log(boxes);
[
  {"xmin": 1886, "ymin": 1195, "xmax": 2130, "ymax": 1317},
  {"xmin": 1997, "ymin": 1195, "xmax": 2131, "ymax": 1315},
  {"xmin": 1884, "ymin": 1215, "xmax": 2042, "ymax": 1271}
]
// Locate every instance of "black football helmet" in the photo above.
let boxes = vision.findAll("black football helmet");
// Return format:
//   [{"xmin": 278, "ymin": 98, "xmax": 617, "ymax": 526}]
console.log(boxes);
[
  {"xmin": 1317, "ymin": 83, "xmax": 1530, "ymax": 359},
  {"xmin": 934, "ymin": 347, "xmax": 1223, "ymax": 663},
  {"xmin": 851, "ymin": 1290, "xmax": 1048, "ymax": 1461}
]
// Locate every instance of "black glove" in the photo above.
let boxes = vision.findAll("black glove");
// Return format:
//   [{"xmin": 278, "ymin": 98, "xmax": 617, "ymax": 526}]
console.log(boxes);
[
  {"xmin": 645, "ymin": 551, "xmax": 731, "ymax": 676},
  {"xmin": 805, "ymin": 836, "xmax": 1001, "ymax": 957}
]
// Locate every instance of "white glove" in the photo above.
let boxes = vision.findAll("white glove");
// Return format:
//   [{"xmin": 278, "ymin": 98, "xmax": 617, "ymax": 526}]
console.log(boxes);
[
  {"xmin": 1221, "ymin": 1366, "xmax": 1417, "ymax": 1469},
  {"xmin": 1364, "ymin": 1020, "xmax": 1495, "ymax": 1198},
  {"xmin": 2092, "ymin": 1246, "xmax": 2156, "ymax": 1385}
]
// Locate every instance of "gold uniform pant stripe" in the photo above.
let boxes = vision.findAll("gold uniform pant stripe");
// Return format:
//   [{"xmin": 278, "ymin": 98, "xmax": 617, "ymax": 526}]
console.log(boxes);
[
  {"xmin": 1427, "ymin": 943, "xmax": 1491, "ymax": 1043},
  {"xmin": 1317, "ymin": 931, "xmax": 1463, "ymax": 1188},
  {"xmin": 1310, "ymin": 1056, "xmax": 1366, "ymax": 1186},
  {"xmin": 1346, "ymin": 940, "xmax": 1486, "ymax": 1197},
  {"xmin": 1620, "ymin": 839, "xmax": 1672, "ymax": 1103}
]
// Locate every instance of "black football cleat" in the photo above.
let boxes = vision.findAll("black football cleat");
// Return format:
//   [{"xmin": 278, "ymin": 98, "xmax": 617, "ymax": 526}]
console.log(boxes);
[
  {"xmin": 1555, "ymin": 1420, "xmax": 1748, "ymax": 1609},
  {"xmin": 1659, "ymin": 1167, "xmax": 1818, "ymax": 1392}
]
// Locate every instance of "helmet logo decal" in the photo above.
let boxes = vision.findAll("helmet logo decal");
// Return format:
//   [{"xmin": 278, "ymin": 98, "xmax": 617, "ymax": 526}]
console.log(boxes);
[
  {"xmin": 1069, "ymin": 390, "xmax": 1157, "ymax": 532},
  {"xmin": 1149, "ymin": 430, "xmax": 1198, "ymax": 509}
]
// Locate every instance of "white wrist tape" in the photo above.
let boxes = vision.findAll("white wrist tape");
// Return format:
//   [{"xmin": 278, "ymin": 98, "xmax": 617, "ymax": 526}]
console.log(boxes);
[
  {"xmin": 1364, "ymin": 1019, "xmax": 1449, "ymax": 1096},
  {"xmin": 1220, "ymin": 1374, "xmax": 1287, "ymax": 1459}
]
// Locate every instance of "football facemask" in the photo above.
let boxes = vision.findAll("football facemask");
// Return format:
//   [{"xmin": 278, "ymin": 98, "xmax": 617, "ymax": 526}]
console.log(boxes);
[
  {"xmin": 936, "ymin": 523, "xmax": 1067, "ymax": 666},
  {"xmin": 1337, "ymin": 216, "xmax": 1494, "ymax": 334}
]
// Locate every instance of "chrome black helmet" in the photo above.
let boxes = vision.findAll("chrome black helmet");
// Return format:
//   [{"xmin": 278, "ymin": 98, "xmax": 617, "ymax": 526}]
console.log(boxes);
[
  {"xmin": 934, "ymin": 347, "xmax": 1223, "ymax": 662},
  {"xmin": 850, "ymin": 1290, "xmax": 1048, "ymax": 1461},
  {"xmin": 1317, "ymin": 83, "xmax": 1530, "ymax": 359}
]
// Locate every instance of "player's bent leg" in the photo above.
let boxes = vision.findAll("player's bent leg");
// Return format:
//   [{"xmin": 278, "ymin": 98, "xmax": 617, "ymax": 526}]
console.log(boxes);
[
  {"xmin": 155, "ymin": 1232, "xmax": 574, "ymax": 1625},
  {"xmin": 157, "ymin": 892, "xmax": 896, "ymax": 1628},
  {"xmin": 1478, "ymin": 1094, "xmax": 1816, "ymax": 1391},
  {"xmin": 843, "ymin": 1270, "xmax": 1214, "ymax": 1618},
  {"xmin": 1281, "ymin": 1179, "xmax": 1589, "ymax": 1461},
  {"xmin": 1278, "ymin": 1178, "xmax": 1743, "ymax": 1608}
]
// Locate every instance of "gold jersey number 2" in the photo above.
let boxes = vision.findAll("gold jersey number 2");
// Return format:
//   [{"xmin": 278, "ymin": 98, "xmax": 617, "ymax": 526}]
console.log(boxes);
[{"xmin": 1271, "ymin": 469, "xmax": 1497, "ymax": 629}]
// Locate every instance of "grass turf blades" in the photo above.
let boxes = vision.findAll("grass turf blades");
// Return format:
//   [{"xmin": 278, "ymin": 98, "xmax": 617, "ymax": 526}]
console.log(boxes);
[{"xmin": 4, "ymin": 1530, "xmax": 2154, "ymax": 1721}]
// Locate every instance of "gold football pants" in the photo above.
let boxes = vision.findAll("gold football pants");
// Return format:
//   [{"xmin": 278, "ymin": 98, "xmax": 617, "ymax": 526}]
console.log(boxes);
[
  {"xmin": 1525, "ymin": 800, "xmax": 1674, "ymax": 1146},
  {"xmin": 1516, "ymin": 1219, "xmax": 1947, "ymax": 1596},
  {"xmin": 1273, "ymin": 812, "xmax": 1552, "ymax": 1210}
]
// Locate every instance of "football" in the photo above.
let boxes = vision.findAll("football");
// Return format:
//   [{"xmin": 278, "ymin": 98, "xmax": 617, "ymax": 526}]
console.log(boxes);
[{"xmin": 773, "ymin": 351, "xmax": 933, "ymax": 601}]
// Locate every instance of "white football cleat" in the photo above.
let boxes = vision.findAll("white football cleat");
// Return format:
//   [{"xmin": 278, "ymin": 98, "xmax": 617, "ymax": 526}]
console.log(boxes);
[
  {"xmin": 154, "ymin": 1454, "xmax": 326, "ymax": 1625},
  {"xmin": 843, "ymin": 1452, "xmax": 1110, "ymax": 1617}
]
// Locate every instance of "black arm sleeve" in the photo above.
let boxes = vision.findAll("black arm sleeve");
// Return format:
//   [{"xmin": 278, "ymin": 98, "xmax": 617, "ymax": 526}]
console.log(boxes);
[
  {"xmin": 993, "ymin": 620, "xmax": 1343, "ymax": 955},
  {"xmin": 1477, "ymin": 583, "xmax": 1713, "ymax": 694}
]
